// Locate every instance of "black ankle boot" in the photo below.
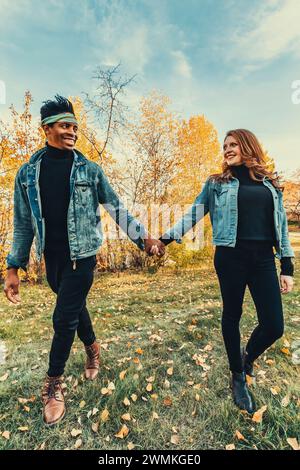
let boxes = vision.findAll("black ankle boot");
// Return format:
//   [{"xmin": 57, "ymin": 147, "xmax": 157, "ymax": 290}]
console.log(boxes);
[
  {"xmin": 231, "ymin": 371, "xmax": 256, "ymax": 414},
  {"xmin": 241, "ymin": 348, "xmax": 255, "ymax": 377}
]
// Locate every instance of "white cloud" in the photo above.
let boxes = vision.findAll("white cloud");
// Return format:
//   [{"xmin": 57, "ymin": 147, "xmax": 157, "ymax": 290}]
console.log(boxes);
[
  {"xmin": 171, "ymin": 50, "xmax": 192, "ymax": 79},
  {"xmin": 228, "ymin": 0, "xmax": 300, "ymax": 68}
]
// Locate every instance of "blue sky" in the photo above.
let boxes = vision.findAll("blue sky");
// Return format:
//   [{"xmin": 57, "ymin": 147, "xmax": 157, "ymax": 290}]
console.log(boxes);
[{"xmin": 0, "ymin": 0, "xmax": 299, "ymax": 174}]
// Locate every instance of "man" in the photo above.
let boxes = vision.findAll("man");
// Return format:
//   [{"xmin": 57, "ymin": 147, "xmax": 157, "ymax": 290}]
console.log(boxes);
[{"xmin": 4, "ymin": 95, "xmax": 164, "ymax": 426}]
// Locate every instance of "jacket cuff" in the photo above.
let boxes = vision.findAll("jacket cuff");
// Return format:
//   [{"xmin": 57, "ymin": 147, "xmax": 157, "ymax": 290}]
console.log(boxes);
[{"xmin": 280, "ymin": 257, "xmax": 294, "ymax": 276}]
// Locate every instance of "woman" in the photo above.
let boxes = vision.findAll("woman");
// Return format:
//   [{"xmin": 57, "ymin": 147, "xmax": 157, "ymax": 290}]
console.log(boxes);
[{"xmin": 159, "ymin": 129, "xmax": 294, "ymax": 413}]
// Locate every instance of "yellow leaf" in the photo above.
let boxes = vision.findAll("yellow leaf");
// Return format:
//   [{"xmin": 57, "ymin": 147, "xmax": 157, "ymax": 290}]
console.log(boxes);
[
  {"xmin": 171, "ymin": 434, "xmax": 180, "ymax": 445},
  {"xmin": 146, "ymin": 376, "xmax": 155, "ymax": 383},
  {"xmin": 127, "ymin": 442, "xmax": 135, "ymax": 450},
  {"xmin": 71, "ymin": 428, "xmax": 82, "ymax": 437},
  {"xmin": 252, "ymin": 405, "xmax": 267, "ymax": 423},
  {"xmin": 107, "ymin": 382, "xmax": 115, "ymax": 391},
  {"xmin": 100, "ymin": 409, "xmax": 109, "ymax": 422},
  {"xmin": 131, "ymin": 394, "xmax": 138, "ymax": 402},
  {"xmin": 226, "ymin": 444, "xmax": 235, "ymax": 450},
  {"xmin": 281, "ymin": 347, "xmax": 290, "ymax": 355},
  {"xmin": 152, "ymin": 412, "xmax": 159, "ymax": 420},
  {"xmin": 270, "ymin": 386, "xmax": 280, "ymax": 396},
  {"xmin": 246, "ymin": 375, "xmax": 253, "ymax": 386},
  {"xmin": 235, "ymin": 430, "xmax": 245, "ymax": 441},
  {"xmin": 91, "ymin": 422, "xmax": 99, "ymax": 433},
  {"xmin": 281, "ymin": 395, "xmax": 290, "ymax": 407},
  {"xmin": 74, "ymin": 438, "xmax": 82, "ymax": 449},
  {"xmin": 79, "ymin": 400, "xmax": 86, "ymax": 408},
  {"xmin": 121, "ymin": 413, "xmax": 131, "ymax": 421},
  {"xmin": 163, "ymin": 396, "xmax": 172, "ymax": 407},
  {"xmin": 123, "ymin": 397, "xmax": 131, "ymax": 406},
  {"xmin": 18, "ymin": 426, "xmax": 29, "ymax": 432},
  {"xmin": 146, "ymin": 383, "xmax": 153, "ymax": 392},
  {"xmin": 135, "ymin": 348, "xmax": 143, "ymax": 355},
  {"xmin": 287, "ymin": 437, "xmax": 299, "ymax": 451},
  {"xmin": 2, "ymin": 431, "xmax": 10, "ymax": 440},
  {"xmin": 101, "ymin": 387, "xmax": 109, "ymax": 395},
  {"xmin": 119, "ymin": 370, "xmax": 127, "ymax": 380},
  {"xmin": 167, "ymin": 367, "xmax": 173, "ymax": 376},
  {"xmin": 115, "ymin": 424, "xmax": 129, "ymax": 439}
]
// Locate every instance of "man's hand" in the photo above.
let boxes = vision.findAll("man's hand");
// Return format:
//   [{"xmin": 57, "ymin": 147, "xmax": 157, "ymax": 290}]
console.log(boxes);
[
  {"xmin": 4, "ymin": 268, "xmax": 21, "ymax": 304},
  {"xmin": 144, "ymin": 238, "xmax": 165, "ymax": 257},
  {"xmin": 280, "ymin": 275, "xmax": 294, "ymax": 294}
]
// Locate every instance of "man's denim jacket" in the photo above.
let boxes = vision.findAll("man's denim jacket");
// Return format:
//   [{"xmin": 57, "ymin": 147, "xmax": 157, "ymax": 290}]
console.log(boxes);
[
  {"xmin": 163, "ymin": 175, "xmax": 295, "ymax": 260},
  {"xmin": 6, "ymin": 147, "xmax": 146, "ymax": 271}
]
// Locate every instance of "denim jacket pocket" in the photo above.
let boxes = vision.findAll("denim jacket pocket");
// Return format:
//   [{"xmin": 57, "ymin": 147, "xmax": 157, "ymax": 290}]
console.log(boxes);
[
  {"xmin": 74, "ymin": 180, "xmax": 94, "ymax": 207},
  {"xmin": 213, "ymin": 187, "xmax": 229, "ymax": 207}
]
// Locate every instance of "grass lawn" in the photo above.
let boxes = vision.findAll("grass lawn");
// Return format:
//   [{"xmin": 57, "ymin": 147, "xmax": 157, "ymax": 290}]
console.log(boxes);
[{"xmin": 0, "ymin": 243, "xmax": 299, "ymax": 450}]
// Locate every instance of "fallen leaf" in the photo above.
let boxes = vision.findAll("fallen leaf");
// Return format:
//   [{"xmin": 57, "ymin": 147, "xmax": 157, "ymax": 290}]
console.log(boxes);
[
  {"xmin": 171, "ymin": 434, "xmax": 180, "ymax": 445},
  {"xmin": 235, "ymin": 430, "xmax": 245, "ymax": 441},
  {"xmin": 131, "ymin": 394, "xmax": 138, "ymax": 402},
  {"xmin": 127, "ymin": 442, "xmax": 135, "ymax": 450},
  {"xmin": 167, "ymin": 367, "xmax": 173, "ymax": 376},
  {"xmin": 79, "ymin": 400, "xmax": 86, "ymax": 408},
  {"xmin": 74, "ymin": 438, "xmax": 82, "ymax": 449},
  {"xmin": 281, "ymin": 347, "xmax": 290, "ymax": 355},
  {"xmin": 107, "ymin": 382, "xmax": 115, "ymax": 391},
  {"xmin": 152, "ymin": 412, "xmax": 159, "ymax": 420},
  {"xmin": 163, "ymin": 396, "xmax": 173, "ymax": 407},
  {"xmin": 226, "ymin": 444, "xmax": 235, "ymax": 450},
  {"xmin": 115, "ymin": 424, "xmax": 129, "ymax": 439},
  {"xmin": 123, "ymin": 397, "xmax": 131, "ymax": 406},
  {"xmin": 287, "ymin": 437, "xmax": 299, "ymax": 451},
  {"xmin": 17, "ymin": 426, "xmax": 29, "ymax": 432},
  {"xmin": 91, "ymin": 422, "xmax": 99, "ymax": 433},
  {"xmin": 121, "ymin": 413, "xmax": 131, "ymax": 421},
  {"xmin": 71, "ymin": 429, "xmax": 82, "ymax": 437},
  {"xmin": 146, "ymin": 376, "xmax": 155, "ymax": 383},
  {"xmin": 252, "ymin": 405, "xmax": 267, "ymax": 423},
  {"xmin": 100, "ymin": 409, "xmax": 109, "ymax": 422},
  {"xmin": 135, "ymin": 348, "xmax": 143, "ymax": 355},
  {"xmin": 0, "ymin": 372, "xmax": 9, "ymax": 382},
  {"xmin": 119, "ymin": 370, "xmax": 127, "ymax": 380},
  {"xmin": 2, "ymin": 431, "xmax": 10, "ymax": 440},
  {"xmin": 146, "ymin": 383, "xmax": 153, "ymax": 392},
  {"xmin": 281, "ymin": 395, "xmax": 290, "ymax": 407}
]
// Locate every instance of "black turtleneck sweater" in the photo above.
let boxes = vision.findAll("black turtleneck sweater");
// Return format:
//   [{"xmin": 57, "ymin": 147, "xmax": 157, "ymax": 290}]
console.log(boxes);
[
  {"xmin": 39, "ymin": 143, "xmax": 74, "ymax": 253},
  {"xmin": 231, "ymin": 164, "xmax": 293, "ymax": 276}
]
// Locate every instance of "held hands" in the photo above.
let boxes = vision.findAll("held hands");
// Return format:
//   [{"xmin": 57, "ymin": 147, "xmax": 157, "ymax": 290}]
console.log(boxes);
[
  {"xmin": 280, "ymin": 275, "xmax": 294, "ymax": 294},
  {"xmin": 4, "ymin": 268, "xmax": 21, "ymax": 304},
  {"xmin": 144, "ymin": 237, "xmax": 165, "ymax": 257}
]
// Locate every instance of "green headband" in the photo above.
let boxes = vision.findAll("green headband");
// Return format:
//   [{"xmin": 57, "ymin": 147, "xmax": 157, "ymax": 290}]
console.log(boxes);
[{"xmin": 41, "ymin": 112, "xmax": 78, "ymax": 126}]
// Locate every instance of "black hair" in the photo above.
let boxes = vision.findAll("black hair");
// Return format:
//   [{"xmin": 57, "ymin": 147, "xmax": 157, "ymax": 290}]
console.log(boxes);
[{"xmin": 40, "ymin": 94, "xmax": 75, "ymax": 122}]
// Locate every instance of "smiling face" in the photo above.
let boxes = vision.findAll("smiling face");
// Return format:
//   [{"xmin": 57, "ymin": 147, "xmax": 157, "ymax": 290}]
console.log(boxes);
[
  {"xmin": 223, "ymin": 135, "xmax": 243, "ymax": 166},
  {"xmin": 43, "ymin": 121, "xmax": 78, "ymax": 150}
]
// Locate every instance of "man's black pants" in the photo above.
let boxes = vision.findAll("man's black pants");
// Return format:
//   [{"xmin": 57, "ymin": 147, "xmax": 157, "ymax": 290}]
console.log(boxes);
[{"xmin": 44, "ymin": 249, "xmax": 97, "ymax": 377}]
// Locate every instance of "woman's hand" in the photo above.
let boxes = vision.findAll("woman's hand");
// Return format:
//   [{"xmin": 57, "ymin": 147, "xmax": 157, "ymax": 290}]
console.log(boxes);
[{"xmin": 280, "ymin": 275, "xmax": 294, "ymax": 294}]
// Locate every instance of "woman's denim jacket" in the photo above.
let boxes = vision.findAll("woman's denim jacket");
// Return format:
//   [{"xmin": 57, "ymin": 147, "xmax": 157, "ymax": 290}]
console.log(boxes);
[{"xmin": 163, "ymin": 175, "xmax": 295, "ymax": 260}]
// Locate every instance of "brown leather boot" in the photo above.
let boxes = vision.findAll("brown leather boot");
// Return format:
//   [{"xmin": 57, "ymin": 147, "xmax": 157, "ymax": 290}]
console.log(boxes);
[
  {"xmin": 84, "ymin": 341, "xmax": 100, "ymax": 380},
  {"xmin": 41, "ymin": 375, "xmax": 65, "ymax": 426}
]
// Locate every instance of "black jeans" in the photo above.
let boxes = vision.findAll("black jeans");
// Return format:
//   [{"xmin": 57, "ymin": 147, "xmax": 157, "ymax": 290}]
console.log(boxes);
[
  {"xmin": 213, "ymin": 241, "xmax": 284, "ymax": 372},
  {"xmin": 44, "ymin": 249, "xmax": 97, "ymax": 377}
]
